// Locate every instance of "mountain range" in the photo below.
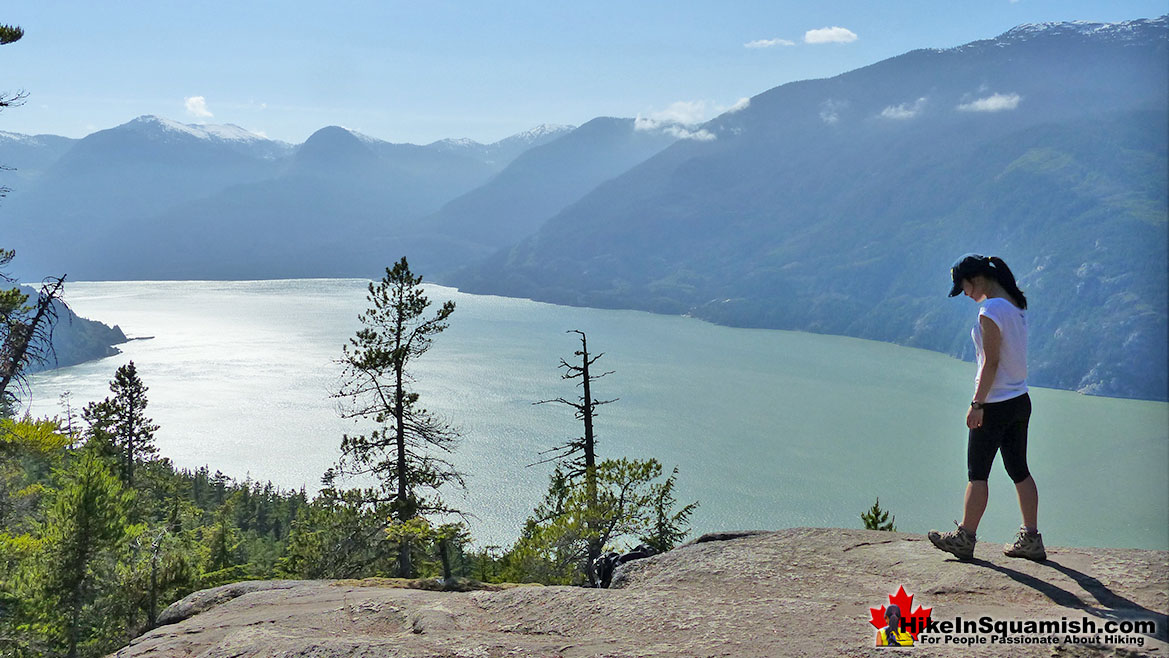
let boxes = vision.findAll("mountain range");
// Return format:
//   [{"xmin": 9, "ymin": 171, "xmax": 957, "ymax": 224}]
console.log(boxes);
[
  {"xmin": 1, "ymin": 16, "xmax": 1165, "ymax": 400},
  {"xmin": 452, "ymin": 16, "xmax": 1169, "ymax": 401},
  {"xmin": 0, "ymin": 117, "xmax": 587, "ymax": 279}
]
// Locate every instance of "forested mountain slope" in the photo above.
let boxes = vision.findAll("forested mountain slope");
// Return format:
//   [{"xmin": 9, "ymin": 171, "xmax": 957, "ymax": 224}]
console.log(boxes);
[{"xmin": 451, "ymin": 17, "xmax": 1169, "ymax": 400}]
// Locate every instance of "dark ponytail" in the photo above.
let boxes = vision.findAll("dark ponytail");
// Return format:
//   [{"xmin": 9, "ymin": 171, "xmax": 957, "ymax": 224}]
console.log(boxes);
[{"xmin": 987, "ymin": 256, "xmax": 1027, "ymax": 309}]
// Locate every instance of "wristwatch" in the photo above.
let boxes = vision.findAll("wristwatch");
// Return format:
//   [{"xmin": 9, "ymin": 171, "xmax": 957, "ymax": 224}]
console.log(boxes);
[{"xmin": 970, "ymin": 401, "xmax": 985, "ymax": 410}]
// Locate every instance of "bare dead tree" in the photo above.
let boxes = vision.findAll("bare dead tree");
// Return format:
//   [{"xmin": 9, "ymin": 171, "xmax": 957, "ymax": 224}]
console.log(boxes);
[
  {"xmin": 533, "ymin": 330, "xmax": 617, "ymax": 476},
  {"xmin": 1, "ymin": 275, "xmax": 65, "ymax": 413},
  {"xmin": 533, "ymin": 329, "xmax": 617, "ymax": 585}
]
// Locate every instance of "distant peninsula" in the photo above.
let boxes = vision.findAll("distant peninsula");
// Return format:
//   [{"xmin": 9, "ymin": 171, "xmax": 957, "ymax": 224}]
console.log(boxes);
[{"xmin": 20, "ymin": 285, "xmax": 128, "ymax": 374}]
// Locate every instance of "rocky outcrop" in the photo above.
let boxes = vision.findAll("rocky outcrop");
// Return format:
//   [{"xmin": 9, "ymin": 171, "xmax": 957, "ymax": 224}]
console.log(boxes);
[
  {"xmin": 111, "ymin": 528, "xmax": 1168, "ymax": 657},
  {"xmin": 154, "ymin": 580, "xmax": 323, "ymax": 627},
  {"xmin": 19, "ymin": 285, "xmax": 128, "ymax": 373}
]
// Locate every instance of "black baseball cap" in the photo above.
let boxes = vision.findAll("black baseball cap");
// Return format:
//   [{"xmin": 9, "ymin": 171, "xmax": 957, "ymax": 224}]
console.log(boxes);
[{"xmin": 948, "ymin": 254, "xmax": 991, "ymax": 297}]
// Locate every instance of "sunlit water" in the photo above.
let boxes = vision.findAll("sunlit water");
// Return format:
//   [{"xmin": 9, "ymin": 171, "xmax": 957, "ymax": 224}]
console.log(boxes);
[{"xmin": 24, "ymin": 280, "xmax": 1168, "ymax": 550}]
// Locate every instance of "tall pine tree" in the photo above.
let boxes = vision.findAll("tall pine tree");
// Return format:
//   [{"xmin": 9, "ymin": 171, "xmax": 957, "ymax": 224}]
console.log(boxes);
[
  {"xmin": 82, "ymin": 362, "xmax": 158, "ymax": 489},
  {"xmin": 334, "ymin": 257, "xmax": 463, "ymax": 578}
]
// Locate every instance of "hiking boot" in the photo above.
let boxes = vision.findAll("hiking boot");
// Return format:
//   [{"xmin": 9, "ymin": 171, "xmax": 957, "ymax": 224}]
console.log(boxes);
[
  {"xmin": 1004, "ymin": 527, "xmax": 1046, "ymax": 561},
  {"xmin": 928, "ymin": 522, "xmax": 976, "ymax": 560}
]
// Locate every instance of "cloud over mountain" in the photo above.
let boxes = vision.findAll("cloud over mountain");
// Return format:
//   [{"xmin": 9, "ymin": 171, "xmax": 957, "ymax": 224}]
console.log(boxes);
[
  {"xmin": 634, "ymin": 98, "xmax": 750, "ymax": 140},
  {"xmin": 819, "ymin": 99, "xmax": 847, "ymax": 124},
  {"xmin": 957, "ymin": 92, "xmax": 1022, "ymax": 112},
  {"xmin": 185, "ymin": 96, "xmax": 213, "ymax": 118},
  {"xmin": 880, "ymin": 97, "xmax": 927, "ymax": 119}
]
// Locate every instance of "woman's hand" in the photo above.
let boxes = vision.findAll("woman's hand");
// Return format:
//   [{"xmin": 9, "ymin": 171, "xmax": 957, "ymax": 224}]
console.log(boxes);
[{"xmin": 967, "ymin": 406, "xmax": 984, "ymax": 429}]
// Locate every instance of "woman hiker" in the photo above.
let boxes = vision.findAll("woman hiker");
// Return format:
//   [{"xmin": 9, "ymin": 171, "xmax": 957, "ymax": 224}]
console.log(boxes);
[{"xmin": 928, "ymin": 254, "xmax": 1046, "ymax": 562}]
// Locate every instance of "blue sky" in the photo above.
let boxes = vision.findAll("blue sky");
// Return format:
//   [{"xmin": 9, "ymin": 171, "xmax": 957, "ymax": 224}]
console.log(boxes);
[{"xmin": 1, "ymin": 0, "xmax": 1166, "ymax": 144}]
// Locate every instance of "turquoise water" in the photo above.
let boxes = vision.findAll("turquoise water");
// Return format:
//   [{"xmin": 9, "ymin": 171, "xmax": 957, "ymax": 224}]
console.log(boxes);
[{"xmin": 25, "ymin": 279, "xmax": 1169, "ymax": 550}]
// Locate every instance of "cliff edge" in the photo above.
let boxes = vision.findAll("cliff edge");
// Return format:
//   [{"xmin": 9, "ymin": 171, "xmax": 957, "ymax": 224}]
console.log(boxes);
[{"xmin": 110, "ymin": 527, "xmax": 1168, "ymax": 657}]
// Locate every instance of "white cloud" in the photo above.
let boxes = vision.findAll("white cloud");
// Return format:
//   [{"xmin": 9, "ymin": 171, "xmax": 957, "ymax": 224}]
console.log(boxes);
[
  {"xmin": 820, "ymin": 99, "xmax": 847, "ymax": 124},
  {"xmin": 634, "ymin": 116, "xmax": 717, "ymax": 141},
  {"xmin": 744, "ymin": 37, "xmax": 796, "ymax": 49},
  {"xmin": 725, "ymin": 97, "xmax": 751, "ymax": 114},
  {"xmin": 642, "ymin": 100, "xmax": 710, "ymax": 126},
  {"xmin": 805, "ymin": 26, "xmax": 858, "ymax": 44},
  {"xmin": 634, "ymin": 98, "xmax": 751, "ymax": 140},
  {"xmin": 185, "ymin": 96, "xmax": 213, "ymax": 118},
  {"xmin": 664, "ymin": 125, "xmax": 718, "ymax": 141},
  {"xmin": 880, "ymin": 97, "xmax": 928, "ymax": 120},
  {"xmin": 957, "ymin": 93, "xmax": 1021, "ymax": 112}
]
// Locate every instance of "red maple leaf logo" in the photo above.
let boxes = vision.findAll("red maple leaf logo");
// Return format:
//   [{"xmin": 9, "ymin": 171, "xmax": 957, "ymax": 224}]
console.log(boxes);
[{"xmin": 868, "ymin": 585, "xmax": 933, "ymax": 640}]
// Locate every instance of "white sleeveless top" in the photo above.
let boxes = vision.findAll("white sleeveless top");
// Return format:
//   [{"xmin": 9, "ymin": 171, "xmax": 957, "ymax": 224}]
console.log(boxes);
[{"xmin": 972, "ymin": 297, "xmax": 1028, "ymax": 403}]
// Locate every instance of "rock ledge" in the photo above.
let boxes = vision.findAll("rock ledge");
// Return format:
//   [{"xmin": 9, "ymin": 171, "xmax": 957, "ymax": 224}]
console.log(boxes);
[{"xmin": 111, "ymin": 528, "xmax": 1169, "ymax": 657}]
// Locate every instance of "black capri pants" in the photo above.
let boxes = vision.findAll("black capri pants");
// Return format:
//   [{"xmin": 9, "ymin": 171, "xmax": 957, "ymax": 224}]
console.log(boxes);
[{"xmin": 967, "ymin": 393, "xmax": 1032, "ymax": 483}]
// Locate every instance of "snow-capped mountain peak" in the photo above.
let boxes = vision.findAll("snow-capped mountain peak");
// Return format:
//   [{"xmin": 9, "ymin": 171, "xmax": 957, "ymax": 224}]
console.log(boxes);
[
  {"xmin": 525, "ymin": 123, "xmax": 574, "ymax": 138},
  {"xmin": 346, "ymin": 128, "xmax": 393, "ymax": 147},
  {"xmin": 498, "ymin": 123, "xmax": 574, "ymax": 145},
  {"xmin": 998, "ymin": 15, "xmax": 1166, "ymax": 43},
  {"xmin": 937, "ymin": 15, "xmax": 1167, "ymax": 55},
  {"xmin": 0, "ymin": 130, "xmax": 47, "ymax": 145},
  {"xmin": 125, "ymin": 115, "xmax": 272, "ymax": 143},
  {"xmin": 433, "ymin": 137, "xmax": 482, "ymax": 148}
]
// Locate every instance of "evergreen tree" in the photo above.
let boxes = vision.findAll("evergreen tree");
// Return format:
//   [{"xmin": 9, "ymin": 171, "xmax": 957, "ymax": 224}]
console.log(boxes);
[
  {"xmin": 0, "ymin": 24, "xmax": 22, "ymax": 46},
  {"xmin": 205, "ymin": 508, "xmax": 236, "ymax": 573},
  {"xmin": 37, "ymin": 452, "xmax": 133, "ymax": 658},
  {"xmin": 861, "ymin": 497, "xmax": 897, "ymax": 531},
  {"xmin": 81, "ymin": 362, "xmax": 159, "ymax": 489},
  {"xmin": 1, "ymin": 416, "xmax": 71, "ymax": 531},
  {"xmin": 110, "ymin": 526, "xmax": 192, "ymax": 634},
  {"xmin": 640, "ymin": 466, "xmax": 699, "ymax": 553},
  {"xmin": 277, "ymin": 480, "xmax": 398, "ymax": 579},
  {"xmin": 0, "ymin": 416, "xmax": 71, "ymax": 657},
  {"xmin": 334, "ymin": 257, "xmax": 462, "ymax": 578},
  {"xmin": 508, "ymin": 458, "xmax": 683, "ymax": 585}
]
